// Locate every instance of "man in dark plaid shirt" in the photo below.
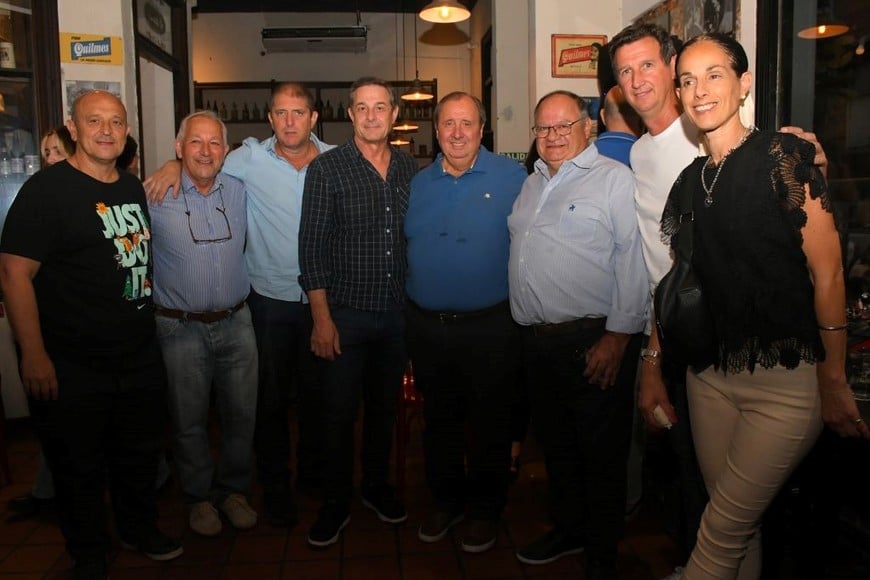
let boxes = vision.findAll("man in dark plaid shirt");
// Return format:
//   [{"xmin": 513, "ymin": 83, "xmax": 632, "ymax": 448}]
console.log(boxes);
[{"xmin": 299, "ymin": 77, "xmax": 417, "ymax": 548}]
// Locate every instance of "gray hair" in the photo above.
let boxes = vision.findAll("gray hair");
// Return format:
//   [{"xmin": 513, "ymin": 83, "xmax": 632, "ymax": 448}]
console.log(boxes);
[{"xmin": 175, "ymin": 109, "xmax": 228, "ymax": 145}]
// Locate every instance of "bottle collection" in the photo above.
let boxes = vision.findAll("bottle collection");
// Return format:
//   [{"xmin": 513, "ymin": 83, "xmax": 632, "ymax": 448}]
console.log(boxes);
[
  {"xmin": 204, "ymin": 94, "xmax": 434, "ymax": 123},
  {"xmin": 0, "ymin": 131, "xmax": 39, "ymax": 238}
]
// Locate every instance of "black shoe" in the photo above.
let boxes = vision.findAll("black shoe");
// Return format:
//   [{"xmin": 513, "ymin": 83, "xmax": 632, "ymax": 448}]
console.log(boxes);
[
  {"xmin": 516, "ymin": 529, "xmax": 585, "ymax": 565},
  {"xmin": 72, "ymin": 556, "xmax": 108, "ymax": 580},
  {"xmin": 361, "ymin": 484, "xmax": 407, "ymax": 524},
  {"xmin": 308, "ymin": 501, "xmax": 350, "ymax": 548},
  {"xmin": 120, "ymin": 528, "xmax": 183, "ymax": 561},
  {"xmin": 264, "ymin": 488, "xmax": 298, "ymax": 527},
  {"xmin": 8, "ymin": 494, "xmax": 53, "ymax": 517}
]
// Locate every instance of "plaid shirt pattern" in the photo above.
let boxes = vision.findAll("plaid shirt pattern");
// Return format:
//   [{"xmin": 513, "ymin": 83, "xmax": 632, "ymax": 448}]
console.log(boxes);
[{"xmin": 299, "ymin": 139, "xmax": 417, "ymax": 311}]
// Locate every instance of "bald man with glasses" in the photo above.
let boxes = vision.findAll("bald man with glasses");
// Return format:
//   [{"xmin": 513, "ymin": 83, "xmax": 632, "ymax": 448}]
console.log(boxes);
[{"xmin": 149, "ymin": 110, "xmax": 259, "ymax": 537}]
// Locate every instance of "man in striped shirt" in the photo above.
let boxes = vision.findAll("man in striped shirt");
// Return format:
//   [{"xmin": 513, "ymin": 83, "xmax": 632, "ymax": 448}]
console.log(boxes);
[{"xmin": 149, "ymin": 110, "xmax": 259, "ymax": 538}]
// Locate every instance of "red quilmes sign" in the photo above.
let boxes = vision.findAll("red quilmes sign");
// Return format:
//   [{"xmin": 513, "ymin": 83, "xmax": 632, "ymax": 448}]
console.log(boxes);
[{"xmin": 559, "ymin": 45, "xmax": 594, "ymax": 67}]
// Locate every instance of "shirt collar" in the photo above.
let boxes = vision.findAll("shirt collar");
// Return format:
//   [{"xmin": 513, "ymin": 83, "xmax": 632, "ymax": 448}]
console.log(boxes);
[
  {"xmin": 534, "ymin": 143, "xmax": 598, "ymax": 179},
  {"xmin": 265, "ymin": 132, "xmax": 330, "ymax": 158},
  {"xmin": 181, "ymin": 171, "xmax": 224, "ymax": 197},
  {"xmin": 433, "ymin": 145, "xmax": 492, "ymax": 177}
]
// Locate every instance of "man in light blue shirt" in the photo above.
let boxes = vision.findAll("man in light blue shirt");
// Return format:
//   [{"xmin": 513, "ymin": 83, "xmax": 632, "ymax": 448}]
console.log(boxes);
[
  {"xmin": 150, "ymin": 110, "xmax": 258, "ymax": 537},
  {"xmin": 145, "ymin": 83, "xmax": 334, "ymax": 527},
  {"xmin": 508, "ymin": 91, "xmax": 648, "ymax": 579}
]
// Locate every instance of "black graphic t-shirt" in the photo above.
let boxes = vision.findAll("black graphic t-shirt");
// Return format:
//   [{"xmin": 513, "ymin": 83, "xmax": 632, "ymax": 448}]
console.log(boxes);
[{"xmin": 0, "ymin": 160, "xmax": 155, "ymax": 358}]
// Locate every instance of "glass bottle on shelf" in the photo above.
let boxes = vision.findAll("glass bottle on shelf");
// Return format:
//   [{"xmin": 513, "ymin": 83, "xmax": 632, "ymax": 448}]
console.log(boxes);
[
  {"xmin": 219, "ymin": 102, "xmax": 228, "ymax": 120},
  {"xmin": 263, "ymin": 102, "xmax": 269, "ymax": 120},
  {"xmin": 251, "ymin": 102, "xmax": 260, "ymax": 121},
  {"xmin": 336, "ymin": 101, "xmax": 344, "ymax": 120},
  {"xmin": 242, "ymin": 103, "xmax": 250, "ymax": 121},
  {"xmin": 324, "ymin": 100, "xmax": 333, "ymax": 121},
  {"xmin": 230, "ymin": 102, "xmax": 238, "ymax": 121}
]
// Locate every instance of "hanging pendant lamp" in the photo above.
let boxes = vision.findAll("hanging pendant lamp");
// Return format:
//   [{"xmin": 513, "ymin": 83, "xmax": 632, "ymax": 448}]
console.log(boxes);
[
  {"xmin": 401, "ymin": 14, "xmax": 434, "ymax": 102},
  {"xmin": 419, "ymin": 1, "xmax": 470, "ymax": 24}
]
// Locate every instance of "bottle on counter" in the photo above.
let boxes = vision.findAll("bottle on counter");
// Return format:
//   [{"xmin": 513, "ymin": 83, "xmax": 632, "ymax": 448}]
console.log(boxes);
[
  {"xmin": 219, "ymin": 102, "xmax": 228, "ymax": 121},
  {"xmin": 252, "ymin": 102, "xmax": 260, "ymax": 121},
  {"xmin": 230, "ymin": 102, "xmax": 239, "ymax": 121},
  {"xmin": 242, "ymin": 103, "xmax": 250, "ymax": 121}
]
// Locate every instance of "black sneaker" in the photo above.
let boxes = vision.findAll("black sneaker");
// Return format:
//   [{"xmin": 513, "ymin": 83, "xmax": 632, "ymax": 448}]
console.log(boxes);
[
  {"xmin": 72, "ymin": 557, "xmax": 108, "ymax": 580},
  {"xmin": 361, "ymin": 485, "xmax": 407, "ymax": 524},
  {"xmin": 516, "ymin": 529, "xmax": 585, "ymax": 565},
  {"xmin": 264, "ymin": 488, "xmax": 298, "ymax": 527},
  {"xmin": 418, "ymin": 510, "xmax": 465, "ymax": 543},
  {"xmin": 307, "ymin": 501, "xmax": 350, "ymax": 548},
  {"xmin": 120, "ymin": 528, "xmax": 183, "ymax": 561}
]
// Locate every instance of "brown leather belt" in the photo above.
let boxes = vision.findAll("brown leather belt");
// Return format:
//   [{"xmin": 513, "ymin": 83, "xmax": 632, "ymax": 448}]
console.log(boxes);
[
  {"xmin": 155, "ymin": 302, "xmax": 245, "ymax": 323},
  {"xmin": 524, "ymin": 317, "xmax": 606, "ymax": 337}
]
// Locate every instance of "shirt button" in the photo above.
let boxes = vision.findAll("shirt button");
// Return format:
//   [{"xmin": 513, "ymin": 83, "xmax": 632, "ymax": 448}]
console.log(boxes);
[
  {"xmin": 386, "ymin": 228, "xmax": 391, "ymax": 233},
  {"xmin": 386, "ymin": 206, "xmax": 391, "ymax": 211},
  {"xmin": 387, "ymin": 273, "xmax": 392, "ymax": 278},
  {"xmin": 386, "ymin": 251, "xmax": 391, "ymax": 256}
]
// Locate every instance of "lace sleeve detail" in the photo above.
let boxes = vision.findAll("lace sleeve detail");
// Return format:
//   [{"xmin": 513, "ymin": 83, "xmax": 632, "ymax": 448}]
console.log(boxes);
[
  {"xmin": 660, "ymin": 164, "xmax": 695, "ymax": 249},
  {"xmin": 768, "ymin": 133, "xmax": 830, "ymax": 233}
]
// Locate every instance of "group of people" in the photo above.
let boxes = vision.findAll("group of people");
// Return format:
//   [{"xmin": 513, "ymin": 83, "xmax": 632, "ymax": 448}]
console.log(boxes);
[{"xmin": 0, "ymin": 21, "xmax": 867, "ymax": 580}]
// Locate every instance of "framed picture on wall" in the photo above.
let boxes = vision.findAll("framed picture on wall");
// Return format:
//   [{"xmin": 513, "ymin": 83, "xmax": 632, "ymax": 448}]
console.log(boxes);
[
  {"xmin": 136, "ymin": 0, "xmax": 173, "ymax": 56},
  {"xmin": 551, "ymin": 34, "xmax": 607, "ymax": 78}
]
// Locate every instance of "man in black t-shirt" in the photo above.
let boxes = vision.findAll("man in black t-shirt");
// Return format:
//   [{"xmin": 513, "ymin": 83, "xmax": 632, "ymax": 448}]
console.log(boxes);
[{"xmin": 0, "ymin": 91, "xmax": 182, "ymax": 579}]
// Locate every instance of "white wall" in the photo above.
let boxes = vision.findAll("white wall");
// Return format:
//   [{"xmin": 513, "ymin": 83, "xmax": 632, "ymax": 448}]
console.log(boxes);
[
  {"xmin": 191, "ymin": 11, "xmax": 471, "ymax": 98},
  {"xmin": 492, "ymin": 0, "xmax": 530, "ymax": 154}
]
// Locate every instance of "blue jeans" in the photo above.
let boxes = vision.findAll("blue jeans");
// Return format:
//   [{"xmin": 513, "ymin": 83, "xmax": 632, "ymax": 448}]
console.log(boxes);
[
  {"xmin": 319, "ymin": 306, "xmax": 406, "ymax": 504},
  {"xmin": 156, "ymin": 305, "xmax": 258, "ymax": 503}
]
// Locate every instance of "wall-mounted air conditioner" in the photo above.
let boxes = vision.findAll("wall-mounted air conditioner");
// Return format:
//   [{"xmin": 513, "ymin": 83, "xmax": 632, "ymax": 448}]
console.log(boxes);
[{"xmin": 261, "ymin": 26, "xmax": 368, "ymax": 53}]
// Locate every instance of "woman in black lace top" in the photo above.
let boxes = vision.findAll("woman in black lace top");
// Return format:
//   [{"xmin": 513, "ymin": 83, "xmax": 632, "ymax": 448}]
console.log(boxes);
[{"xmin": 662, "ymin": 33, "xmax": 869, "ymax": 580}]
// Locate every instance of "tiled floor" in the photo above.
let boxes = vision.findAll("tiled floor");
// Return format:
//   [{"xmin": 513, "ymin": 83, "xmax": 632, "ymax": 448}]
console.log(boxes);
[
  {"xmin": 1, "ymin": 411, "xmax": 867, "ymax": 579},
  {"xmin": 0, "ymin": 412, "xmax": 682, "ymax": 579}
]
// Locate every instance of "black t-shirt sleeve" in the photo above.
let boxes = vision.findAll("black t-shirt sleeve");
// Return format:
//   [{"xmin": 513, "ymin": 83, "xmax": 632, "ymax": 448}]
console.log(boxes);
[{"xmin": 0, "ymin": 173, "xmax": 60, "ymax": 263}]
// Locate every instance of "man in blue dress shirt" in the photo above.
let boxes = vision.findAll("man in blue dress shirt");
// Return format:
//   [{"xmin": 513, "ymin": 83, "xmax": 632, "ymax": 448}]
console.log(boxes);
[
  {"xmin": 150, "ymin": 111, "xmax": 258, "ymax": 537},
  {"xmin": 508, "ymin": 91, "xmax": 648, "ymax": 579},
  {"xmin": 145, "ymin": 83, "xmax": 335, "ymax": 526},
  {"xmin": 405, "ymin": 92, "xmax": 528, "ymax": 553}
]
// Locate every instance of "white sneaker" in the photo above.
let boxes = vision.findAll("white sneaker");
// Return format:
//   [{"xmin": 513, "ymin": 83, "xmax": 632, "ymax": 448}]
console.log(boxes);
[
  {"xmin": 220, "ymin": 493, "xmax": 258, "ymax": 529},
  {"xmin": 660, "ymin": 566, "xmax": 685, "ymax": 580},
  {"xmin": 189, "ymin": 501, "xmax": 222, "ymax": 536}
]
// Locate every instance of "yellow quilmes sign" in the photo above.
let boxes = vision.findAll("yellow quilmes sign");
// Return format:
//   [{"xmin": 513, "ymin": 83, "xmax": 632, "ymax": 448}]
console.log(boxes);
[{"xmin": 59, "ymin": 33, "xmax": 124, "ymax": 65}]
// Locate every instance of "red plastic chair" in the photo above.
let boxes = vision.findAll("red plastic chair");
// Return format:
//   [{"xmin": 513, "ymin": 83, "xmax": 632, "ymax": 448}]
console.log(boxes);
[{"xmin": 395, "ymin": 361, "xmax": 423, "ymax": 491}]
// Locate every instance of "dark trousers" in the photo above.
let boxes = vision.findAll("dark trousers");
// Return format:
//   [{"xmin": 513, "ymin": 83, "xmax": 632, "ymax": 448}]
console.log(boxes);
[
  {"xmin": 662, "ymin": 359, "xmax": 708, "ymax": 562},
  {"xmin": 247, "ymin": 289, "xmax": 322, "ymax": 491},
  {"xmin": 319, "ymin": 306, "xmax": 406, "ymax": 504},
  {"xmin": 522, "ymin": 327, "xmax": 641, "ymax": 567},
  {"xmin": 406, "ymin": 301, "xmax": 520, "ymax": 521},
  {"xmin": 28, "ymin": 340, "xmax": 167, "ymax": 561}
]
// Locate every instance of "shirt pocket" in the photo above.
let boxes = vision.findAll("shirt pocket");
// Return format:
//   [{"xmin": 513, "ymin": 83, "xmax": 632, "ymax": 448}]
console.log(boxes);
[{"xmin": 557, "ymin": 200, "xmax": 606, "ymax": 244}]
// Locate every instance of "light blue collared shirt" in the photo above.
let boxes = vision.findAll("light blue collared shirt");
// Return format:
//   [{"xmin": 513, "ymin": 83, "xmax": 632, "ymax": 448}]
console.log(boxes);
[
  {"xmin": 150, "ymin": 171, "xmax": 250, "ymax": 311},
  {"xmin": 508, "ymin": 143, "xmax": 648, "ymax": 333},
  {"xmin": 222, "ymin": 133, "xmax": 335, "ymax": 302}
]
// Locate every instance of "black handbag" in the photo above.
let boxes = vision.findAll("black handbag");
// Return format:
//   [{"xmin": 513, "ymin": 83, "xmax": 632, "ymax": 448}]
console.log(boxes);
[{"xmin": 653, "ymin": 176, "xmax": 717, "ymax": 370}]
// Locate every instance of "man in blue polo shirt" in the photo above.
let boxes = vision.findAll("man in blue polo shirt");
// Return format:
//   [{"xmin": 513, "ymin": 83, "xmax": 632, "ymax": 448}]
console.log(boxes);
[{"xmin": 405, "ymin": 91, "xmax": 527, "ymax": 553}]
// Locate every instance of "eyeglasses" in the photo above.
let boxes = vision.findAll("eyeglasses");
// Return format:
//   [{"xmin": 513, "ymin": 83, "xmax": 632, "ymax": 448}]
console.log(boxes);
[
  {"xmin": 531, "ymin": 118, "xmax": 585, "ymax": 138},
  {"xmin": 182, "ymin": 185, "xmax": 232, "ymax": 244}
]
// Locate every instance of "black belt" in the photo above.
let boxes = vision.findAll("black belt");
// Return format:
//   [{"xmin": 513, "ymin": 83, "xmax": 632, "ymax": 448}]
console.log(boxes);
[
  {"xmin": 410, "ymin": 300, "xmax": 508, "ymax": 323},
  {"xmin": 523, "ymin": 317, "xmax": 606, "ymax": 337},
  {"xmin": 155, "ymin": 302, "xmax": 245, "ymax": 323}
]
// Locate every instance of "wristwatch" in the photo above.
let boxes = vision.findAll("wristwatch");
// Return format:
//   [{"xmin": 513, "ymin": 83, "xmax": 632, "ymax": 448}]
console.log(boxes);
[{"xmin": 641, "ymin": 348, "xmax": 660, "ymax": 360}]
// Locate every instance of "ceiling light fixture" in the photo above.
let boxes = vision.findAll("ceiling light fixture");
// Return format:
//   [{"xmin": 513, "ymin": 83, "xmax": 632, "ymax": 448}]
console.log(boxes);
[
  {"xmin": 419, "ymin": 1, "xmax": 470, "ymax": 24},
  {"xmin": 797, "ymin": 1, "xmax": 849, "ymax": 39},
  {"xmin": 402, "ymin": 14, "xmax": 434, "ymax": 102}
]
